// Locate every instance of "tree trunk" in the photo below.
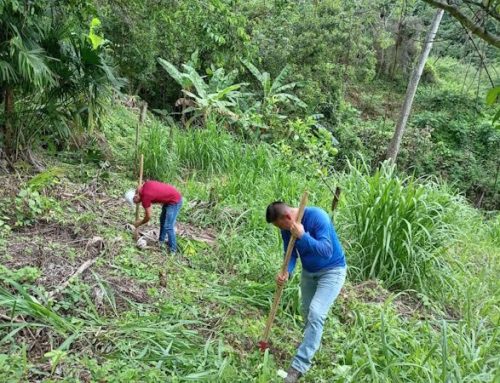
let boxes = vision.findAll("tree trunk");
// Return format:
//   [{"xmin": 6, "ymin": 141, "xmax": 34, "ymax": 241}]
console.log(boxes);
[
  {"xmin": 386, "ymin": 9, "xmax": 444, "ymax": 163},
  {"xmin": 3, "ymin": 87, "xmax": 15, "ymax": 158}
]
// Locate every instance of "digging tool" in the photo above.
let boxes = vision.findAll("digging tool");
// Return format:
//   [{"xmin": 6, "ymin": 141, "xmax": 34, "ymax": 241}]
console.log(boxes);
[
  {"xmin": 258, "ymin": 191, "xmax": 308, "ymax": 351},
  {"xmin": 135, "ymin": 102, "xmax": 147, "ymax": 172},
  {"xmin": 134, "ymin": 154, "xmax": 144, "ymax": 239}
]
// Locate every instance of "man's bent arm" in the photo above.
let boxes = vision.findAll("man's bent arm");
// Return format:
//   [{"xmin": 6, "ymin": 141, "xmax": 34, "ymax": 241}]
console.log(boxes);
[
  {"xmin": 295, "ymin": 215, "xmax": 333, "ymax": 258},
  {"xmin": 135, "ymin": 206, "xmax": 152, "ymax": 227}
]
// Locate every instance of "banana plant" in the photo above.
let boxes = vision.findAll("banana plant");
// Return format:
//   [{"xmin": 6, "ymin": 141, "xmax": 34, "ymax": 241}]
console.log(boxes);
[
  {"xmin": 242, "ymin": 60, "xmax": 306, "ymax": 112},
  {"xmin": 241, "ymin": 61, "xmax": 307, "ymax": 138},
  {"xmin": 158, "ymin": 58, "xmax": 246, "ymax": 127}
]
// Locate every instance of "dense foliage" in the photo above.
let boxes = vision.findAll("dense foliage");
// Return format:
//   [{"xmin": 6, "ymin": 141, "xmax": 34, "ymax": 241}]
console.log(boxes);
[
  {"xmin": 94, "ymin": 0, "xmax": 498, "ymax": 208},
  {"xmin": 1, "ymin": 0, "xmax": 498, "ymax": 206},
  {"xmin": 0, "ymin": 0, "xmax": 122, "ymax": 159},
  {"xmin": 0, "ymin": 0, "xmax": 499, "ymax": 381}
]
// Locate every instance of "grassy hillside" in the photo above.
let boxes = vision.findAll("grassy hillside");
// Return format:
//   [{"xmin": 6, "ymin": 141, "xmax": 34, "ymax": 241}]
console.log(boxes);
[{"xmin": 0, "ymin": 105, "xmax": 498, "ymax": 382}]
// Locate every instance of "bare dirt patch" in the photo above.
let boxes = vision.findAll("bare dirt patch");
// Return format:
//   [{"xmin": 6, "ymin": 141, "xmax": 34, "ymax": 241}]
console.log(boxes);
[{"xmin": 2, "ymin": 222, "xmax": 99, "ymax": 287}]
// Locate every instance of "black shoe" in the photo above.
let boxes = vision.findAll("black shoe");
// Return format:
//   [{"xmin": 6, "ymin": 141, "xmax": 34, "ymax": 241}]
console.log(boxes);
[{"xmin": 284, "ymin": 367, "xmax": 302, "ymax": 383}]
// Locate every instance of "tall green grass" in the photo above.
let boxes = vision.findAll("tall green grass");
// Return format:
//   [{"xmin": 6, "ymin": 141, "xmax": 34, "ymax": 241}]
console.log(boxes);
[
  {"xmin": 0, "ymin": 277, "xmax": 241, "ymax": 381},
  {"xmin": 340, "ymin": 162, "xmax": 461, "ymax": 294},
  {"xmin": 140, "ymin": 120, "xmax": 178, "ymax": 181}
]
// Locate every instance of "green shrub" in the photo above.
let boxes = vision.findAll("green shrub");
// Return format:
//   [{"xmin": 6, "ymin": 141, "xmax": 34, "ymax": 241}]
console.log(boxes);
[
  {"xmin": 13, "ymin": 188, "xmax": 60, "ymax": 227},
  {"xmin": 0, "ymin": 265, "xmax": 41, "ymax": 283}
]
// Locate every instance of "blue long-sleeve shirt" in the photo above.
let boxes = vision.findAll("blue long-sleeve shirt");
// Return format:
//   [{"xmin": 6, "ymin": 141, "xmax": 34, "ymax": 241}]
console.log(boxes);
[{"xmin": 282, "ymin": 207, "xmax": 346, "ymax": 273}]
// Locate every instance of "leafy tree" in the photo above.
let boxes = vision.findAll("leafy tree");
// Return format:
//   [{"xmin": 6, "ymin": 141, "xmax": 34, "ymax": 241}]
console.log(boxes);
[
  {"xmin": 97, "ymin": 0, "xmax": 256, "ymax": 107},
  {"xmin": 0, "ymin": 0, "xmax": 56, "ymax": 157},
  {"xmin": 0, "ymin": 0, "xmax": 121, "ymax": 159}
]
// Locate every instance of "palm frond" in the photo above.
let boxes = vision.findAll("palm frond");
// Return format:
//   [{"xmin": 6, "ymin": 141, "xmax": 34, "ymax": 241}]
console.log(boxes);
[
  {"xmin": 0, "ymin": 60, "xmax": 18, "ymax": 83},
  {"xmin": 10, "ymin": 36, "xmax": 56, "ymax": 88},
  {"xmin": 99, "ymin": 59, "xmax": 126, "ymax": 90}
]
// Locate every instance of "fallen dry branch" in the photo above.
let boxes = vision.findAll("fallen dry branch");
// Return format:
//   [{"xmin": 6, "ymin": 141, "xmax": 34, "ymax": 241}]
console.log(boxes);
[
  {"xmin": 0, "ymin": 312, "xmax": 25, "ymax": 324},
  {"xmin": 47, "ymin": 258, "xmax": 98, "ymax": 299}
]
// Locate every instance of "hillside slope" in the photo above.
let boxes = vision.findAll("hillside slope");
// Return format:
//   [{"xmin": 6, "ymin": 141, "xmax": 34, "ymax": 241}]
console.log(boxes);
[{"xmin": 0, "ymin": 106, "xmax": 498, "ymax": 382}]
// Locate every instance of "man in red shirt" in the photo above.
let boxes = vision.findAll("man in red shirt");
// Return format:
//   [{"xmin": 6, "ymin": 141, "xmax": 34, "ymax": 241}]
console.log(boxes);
[{"xmin": 125, "ymin": 180, "xmax": 183, "ymax": 253}]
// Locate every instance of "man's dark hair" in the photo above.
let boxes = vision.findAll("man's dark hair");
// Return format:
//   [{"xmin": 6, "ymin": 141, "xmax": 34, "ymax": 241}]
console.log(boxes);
[{"xmin": 266, "ymin": 201, "xmax": 289, "ymax": 223}]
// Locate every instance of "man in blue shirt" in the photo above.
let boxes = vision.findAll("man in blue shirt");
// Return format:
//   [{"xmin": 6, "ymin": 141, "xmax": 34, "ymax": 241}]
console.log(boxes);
[{"xmin": 266, "ymin": 202, "xmax": 347, "ymax": 383}]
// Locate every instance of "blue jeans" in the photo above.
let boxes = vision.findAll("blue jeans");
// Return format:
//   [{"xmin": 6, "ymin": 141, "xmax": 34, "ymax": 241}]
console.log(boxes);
[
  {"xmin": 159, "ymin": 199, "xmax": 183, "ymax": 252},
  {"xmin": 292, "ymin": 266, "xmax": 347, "ymax": 374}
]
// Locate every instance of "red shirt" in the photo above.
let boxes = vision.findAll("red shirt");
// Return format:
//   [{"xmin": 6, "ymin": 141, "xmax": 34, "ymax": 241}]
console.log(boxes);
[{"xmin": 139, "ymin": 181, "xmax": 182, "ymax": 208}]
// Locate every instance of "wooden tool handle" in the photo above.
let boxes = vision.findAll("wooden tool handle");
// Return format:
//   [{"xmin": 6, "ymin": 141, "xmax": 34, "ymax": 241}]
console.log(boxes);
[
  {"xmin": 135, "ymin": 154, "xmax": 144, "ymax": 222},
  {"xmin": 262, "ymin": 191, "xmax": 308, "ymax": 342},
  {"xmin": 262, "ymin": 283, "xmax": 285, "ymax": 341}
]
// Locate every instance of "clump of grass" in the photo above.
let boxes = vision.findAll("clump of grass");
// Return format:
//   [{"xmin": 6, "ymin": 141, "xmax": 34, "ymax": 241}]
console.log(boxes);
[
  {"xmin": 140, "ymin": 120, "xmax": 178, "ymax": 181},
  {"xmin": 340, "ymin": 162, "xmax": 461, "ymax": 295},
  {"xmin": 174, "ymin": 123, "xmax": 238, "ymax": 175}
]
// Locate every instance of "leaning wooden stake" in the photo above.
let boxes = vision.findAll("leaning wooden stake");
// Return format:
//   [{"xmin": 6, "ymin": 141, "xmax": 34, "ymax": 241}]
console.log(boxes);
[
  {"xmin": 331, "ymin": 186, "xmax": 341, "ymax": 212},
  {"xmin": 259, "ymin": 191, "xmax": 308, "ymax": 351}
]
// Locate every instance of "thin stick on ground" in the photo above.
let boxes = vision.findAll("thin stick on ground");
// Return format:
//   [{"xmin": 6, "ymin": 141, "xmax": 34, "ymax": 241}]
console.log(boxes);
[
  {"xmin": 0, "ymin": 313, "xmax": 25, "ymax": 323},
  {"xmin": 47, "ymin": 258, "xmax": 98, "ymax": 299}
]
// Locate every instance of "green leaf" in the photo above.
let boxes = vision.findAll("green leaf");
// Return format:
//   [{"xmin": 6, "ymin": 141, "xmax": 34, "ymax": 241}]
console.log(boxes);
[
  {"xmin": 90, "ymin": 17, "xmax": 101, "ymax": 29},
  {"xmin": 158, "ymin": 58, "xmax": 191, "ymax": 88},
  {"xmin": 88, "ymin": 17, "xmax": 105, "ymax": 50},
  {"xmin": 493, "ymin": 109, "xmax": 500, "ymax": 125},
  {"xmin": 486, "ymin": 86, "xmax": 500, "ymax": 105},
  {"xmin": 241, "ymin": 60, "xmax": 263, "ymax": 83},
  {"xmin": 0, "ymin": 60, "xmax": 18, "ymax": 83},
  {"xmin": 182, "ymin": 64, "xmax": 208, "ymax": 99},
  {"xmin": 270, "ymin": 65, "xmax": 291, "ymax": 93}
]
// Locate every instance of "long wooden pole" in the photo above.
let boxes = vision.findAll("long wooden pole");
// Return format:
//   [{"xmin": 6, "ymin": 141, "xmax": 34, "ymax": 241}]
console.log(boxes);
[
  {"xmin": 260, "ymin": 191, "xmax": 308, "ymax": 349},
  {"xmin": 386, "ymin": 9, "xmax": 444, "ymax": 162},
  {"xmin": 135, "ymin": 102, "xmax": 147, "ymax": 175},
  {"xmin": 135, "ymin": 154, "xmax": 144, "ymax": 224}
]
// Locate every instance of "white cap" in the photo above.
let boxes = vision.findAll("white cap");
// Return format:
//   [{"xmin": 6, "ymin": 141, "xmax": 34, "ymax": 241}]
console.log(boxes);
[{"xmin": 124, "ymin": 189, "xmax": 136, "ymax": 207}]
